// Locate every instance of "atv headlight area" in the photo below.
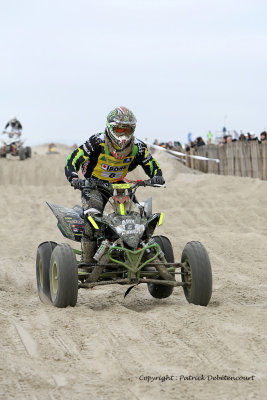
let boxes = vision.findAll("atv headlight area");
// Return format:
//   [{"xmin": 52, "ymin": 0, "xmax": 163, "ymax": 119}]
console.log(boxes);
[{"xmin": 113, "ymin": 215, "xmax": 145, "ymax": 249}]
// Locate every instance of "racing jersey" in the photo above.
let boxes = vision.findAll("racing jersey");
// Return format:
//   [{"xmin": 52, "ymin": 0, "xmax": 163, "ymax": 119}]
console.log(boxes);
[
  {"xmin": 5, "ymin": 120, "xmax": 22, "ymax": 130},
  {"xmin": 65, "ymin": 133, "xmax": 162, "ymax": 182}
]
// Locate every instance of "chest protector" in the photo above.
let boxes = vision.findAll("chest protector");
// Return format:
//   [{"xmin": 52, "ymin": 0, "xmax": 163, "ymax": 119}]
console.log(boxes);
[{"xmin": 92, "ymin": 144, "xmax": 134, "ymax": 182}]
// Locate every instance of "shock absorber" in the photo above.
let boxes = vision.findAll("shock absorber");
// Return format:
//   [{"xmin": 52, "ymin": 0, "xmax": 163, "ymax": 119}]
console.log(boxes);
[
  {"xmin": 146, "ymin": 238, "xmax": 165, "ymax": 260},
  {"xmin": 145, "ymin": 238, "xmax": 173, "ymax": 280},
  {"xmin": 93, "ymin": 240, "xmax": 110, "ymax": 262}
]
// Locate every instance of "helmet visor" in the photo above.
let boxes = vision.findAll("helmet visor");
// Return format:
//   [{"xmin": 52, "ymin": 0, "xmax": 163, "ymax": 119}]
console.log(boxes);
[{"xmin": 114, "ymin": 126, "xmax": 134, "ymax": 136}]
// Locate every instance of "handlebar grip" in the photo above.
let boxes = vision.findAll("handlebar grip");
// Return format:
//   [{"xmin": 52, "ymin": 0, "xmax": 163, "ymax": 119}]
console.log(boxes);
[
  {"xmin": 142, "ymin": 179, "xmax": 165, "ymax": 187},
  {"xmin": 143, "ymin": 179, "xmax": 153, "ymax": 186}
]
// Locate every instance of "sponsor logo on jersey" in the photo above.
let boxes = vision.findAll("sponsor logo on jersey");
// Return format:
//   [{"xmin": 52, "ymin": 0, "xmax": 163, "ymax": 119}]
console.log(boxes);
[{"xmin": 101, "ymin": 164, "xmax": 127, "ymax": 172}]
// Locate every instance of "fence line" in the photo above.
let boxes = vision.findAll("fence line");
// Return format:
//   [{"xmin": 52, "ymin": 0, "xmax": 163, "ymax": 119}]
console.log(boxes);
[{"xmin": 182, "ymin": 141, "xmax": 267, "ymax": 180}]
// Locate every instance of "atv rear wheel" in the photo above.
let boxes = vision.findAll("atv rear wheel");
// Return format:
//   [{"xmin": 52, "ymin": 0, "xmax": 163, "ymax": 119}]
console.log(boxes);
[
  {"xmin": 19, "ymin": 147, "xmax": 26, "ymax": 160},
  {"xmin": 181, "ymin": 241, "xmax": 212, "ymax": 306},
  {"xmin": 49, "ymin": 243, "xmax": 78, "ymax": 308},
  {"xmin": 36, "ymin": 241, "xmax": 57, "ymax": 302},
  {"xmin": 147, "ymin": 235, "xmax": 174, "ymax": 299},
  {"xmin": 25, "ymin": 146, "xmax": 32, "ymax": 158}
]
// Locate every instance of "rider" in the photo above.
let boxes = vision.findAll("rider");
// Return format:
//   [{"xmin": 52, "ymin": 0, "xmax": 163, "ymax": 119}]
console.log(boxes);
[
  {"xmin": 4, "ymin": 116, "xmax": 23, "ymax": 135},
  {"xmin": 1, "ymin": 116, "xmax": 23, "ymax": 154},
  {"xmin": 65, "ymin": 106, "xmax": 165, "ymax": 263}
]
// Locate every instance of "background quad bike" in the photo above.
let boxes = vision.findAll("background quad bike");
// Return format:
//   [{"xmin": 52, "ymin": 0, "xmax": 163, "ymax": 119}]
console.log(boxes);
[
  {"xmin": 36, "ymin": 236, "xmax": 212, "ymax": 308},
  {"xmin": 0, "ymin": 144, "xmax": 32, "ymax": 160}
]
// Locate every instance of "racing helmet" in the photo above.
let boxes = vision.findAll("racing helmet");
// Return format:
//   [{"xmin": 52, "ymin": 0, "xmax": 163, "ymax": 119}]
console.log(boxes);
[{"xmin": 106, "ymin": 106, "xmax": 137, "ymax": 150}]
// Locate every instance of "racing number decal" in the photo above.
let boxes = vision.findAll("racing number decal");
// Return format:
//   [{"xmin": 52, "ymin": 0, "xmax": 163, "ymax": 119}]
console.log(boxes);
[{"xmin": 101, "ymin": 171, "xmax": 124, "ymax": 179}]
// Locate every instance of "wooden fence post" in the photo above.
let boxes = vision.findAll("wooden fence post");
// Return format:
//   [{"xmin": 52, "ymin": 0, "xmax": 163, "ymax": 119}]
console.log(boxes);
[
  {"xmin": 207, "ymin": 145, "xmax": 219, "ymax": 175},
  {"xmin": 226, "ymin": 143, "xmax": 234, "ymax": 176},
  {"xmin": 190, "ymin": 148, "xmax": 195, "ymax": 169},
  {"xmin": 261, "ymin": 141, "xmax": 267, "ymax": 180},
  {"xmin": 185, "ymin": 151, "xmax": 190, "ymax": 168},
  {"xmin": 218, "ymin": 145, "xmax": 226, "ymax": 175},
  {"xmin": 249, "ymin": 141, "xmax": 260, "ymax": 179}
]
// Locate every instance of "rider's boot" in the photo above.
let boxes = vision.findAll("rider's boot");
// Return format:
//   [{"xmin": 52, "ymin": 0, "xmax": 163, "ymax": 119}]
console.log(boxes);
[{"xmin": 81, "ymin": 238, "xmax": 95, "ymax": 264}]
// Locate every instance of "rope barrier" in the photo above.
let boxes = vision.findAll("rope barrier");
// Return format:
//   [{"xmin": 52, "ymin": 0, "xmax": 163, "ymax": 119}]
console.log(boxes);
[{"xmin": 148, "ymin": 143, "xmax": 220, "ymax": 163}]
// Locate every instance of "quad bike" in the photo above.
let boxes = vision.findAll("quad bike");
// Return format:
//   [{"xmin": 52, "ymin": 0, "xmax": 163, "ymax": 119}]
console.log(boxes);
[
  {"xmin": 36, "ymin": 179, "xmax": 212, "ymax": 308},
  {"xmin": 0, "ymin": 130, "xmax": 31, "ymax": 160}
]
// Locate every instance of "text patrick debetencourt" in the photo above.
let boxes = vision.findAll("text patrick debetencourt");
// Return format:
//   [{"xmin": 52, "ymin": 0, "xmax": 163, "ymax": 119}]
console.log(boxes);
[{"xmin": 139, "ymin": 374, "xmax": 255, "ymax": 383}]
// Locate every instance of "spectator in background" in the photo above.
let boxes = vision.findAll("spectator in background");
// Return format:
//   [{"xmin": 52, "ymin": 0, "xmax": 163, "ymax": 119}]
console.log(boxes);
[
  {"xmin": 226, "ymin": 135, "xmax": 233, "ymax": 143},
  {"xmin": 187, "ymin": 132, "xmax": 193, "ymax": 143},
  {"xmin": 174, "ymin": 141, "xmax": 183, "ymax": 152},
  {"xmin": 219, "ymin": 135, "xmax": 228, "ymax": 147},
  {"xmin": 195, "ymin": 136, "xmax": 205, "ymax": 147},
  {"xmin": 185, "ymin": 141, "xmax": 194, "ymax": 152},
  {"xmin": 239, "ymin": 133, "xmax": 247, "ymax": 142},
  {"xmin": 260, "ymin": 131, "xmax": 267, "ymax": 142},
  {"xmin": 186, "ymin": 136, "xmax": 205, "ymax": 151},
  {"xmin": 207, "ymin": 130, "xmax": 213, "ymax": 144},
  {"xmin": 247, "ymin": 131, "xmax": 258, "ymax": 141},
  {"xmin": 165, "ymin": 141, "xmax": 174, "ymax": 150}
]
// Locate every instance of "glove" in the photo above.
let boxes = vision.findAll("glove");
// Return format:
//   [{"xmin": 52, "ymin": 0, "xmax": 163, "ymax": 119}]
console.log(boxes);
[
  {"xmin": 151, "ymin": 176, "xmax": 165, "ymax": 185},
  {"xmin": 71, "ymin": 178, "xmax": 84, "ymax": 190}
]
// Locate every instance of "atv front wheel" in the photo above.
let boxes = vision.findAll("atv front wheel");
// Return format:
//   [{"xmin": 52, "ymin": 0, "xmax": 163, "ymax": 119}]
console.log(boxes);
[
  {"xmin": 36, "ymin": 241, "xmax": 57, "ymax": 302},
  {"xmin": 49, "ymin": 243, "xmax": 78, "ymax": 308},
  {"xmin": 181, "ymin": 241, "xmax": 212, "ymax": 306},
  {"xmin": 147, "ymin": 235, "xmax": 174, "ymax": 299}
]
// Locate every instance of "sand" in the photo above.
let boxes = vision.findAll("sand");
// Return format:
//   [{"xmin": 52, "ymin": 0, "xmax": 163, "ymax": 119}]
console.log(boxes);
[{"xmin": 0, "ymin": 144, "xmax": 266, "ymax": 400}]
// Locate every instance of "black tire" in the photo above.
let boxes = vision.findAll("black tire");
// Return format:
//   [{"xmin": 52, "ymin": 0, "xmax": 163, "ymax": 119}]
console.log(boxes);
[
  {"xmin": 181, "ymin": 241, "xmax": 212, "ymax": 306},
  {"xmin": 147, "ymin": 235, "xmax": 174, "ymax": 299},
  {"xmin": 36, "ymin": 241, "xmax": 57, "ymax": 302},
  {"xmin": 49, "ymin": 243, "xmax": 78, "ymax": 308},
  {"xmin": 25, "ymin": 146, "xmax": 32, "ymax": 158},
  {"xmin": 19, "ymin": 147, "xmax": 26, "ymax": 160}
]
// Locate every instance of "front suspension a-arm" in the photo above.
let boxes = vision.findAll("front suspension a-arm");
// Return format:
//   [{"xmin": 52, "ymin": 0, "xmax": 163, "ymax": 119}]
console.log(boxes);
[{"xmin": 107, "ymin": 243, "xmax": 163, "ymax": 279}]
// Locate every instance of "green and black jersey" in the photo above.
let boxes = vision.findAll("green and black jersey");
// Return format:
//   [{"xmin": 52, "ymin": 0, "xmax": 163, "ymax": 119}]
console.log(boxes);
[{"xmin": 65, "ymin": 133, "xmax": 162, "ymax": 183}]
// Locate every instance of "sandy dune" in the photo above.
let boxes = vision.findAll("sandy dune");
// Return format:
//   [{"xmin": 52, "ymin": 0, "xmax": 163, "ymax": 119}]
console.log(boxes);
[{"xmin": 0, "ymin": 145, "xmax": 266, "ymax": 399}]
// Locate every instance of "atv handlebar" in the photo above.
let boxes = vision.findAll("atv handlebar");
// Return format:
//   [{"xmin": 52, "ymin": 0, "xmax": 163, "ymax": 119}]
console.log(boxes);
[
  {"xmin": 71, "ymin": 178, "xmax": 164, "ymax": 191},
  {"xmin": 132, "ymin": 179, "xmax": 164, "ymax": 188}
]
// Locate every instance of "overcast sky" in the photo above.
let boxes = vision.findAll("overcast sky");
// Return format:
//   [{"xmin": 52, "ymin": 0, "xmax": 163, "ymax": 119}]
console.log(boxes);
[{"xmin": 0, "ymin": 0, "xmax": 266, "ymax": 146}]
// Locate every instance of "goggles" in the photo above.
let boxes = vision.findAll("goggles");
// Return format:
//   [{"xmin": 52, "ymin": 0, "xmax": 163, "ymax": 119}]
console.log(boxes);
[{"xmin": 113, "ymin": 126, "xmax": 133, "ymax": 136}]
